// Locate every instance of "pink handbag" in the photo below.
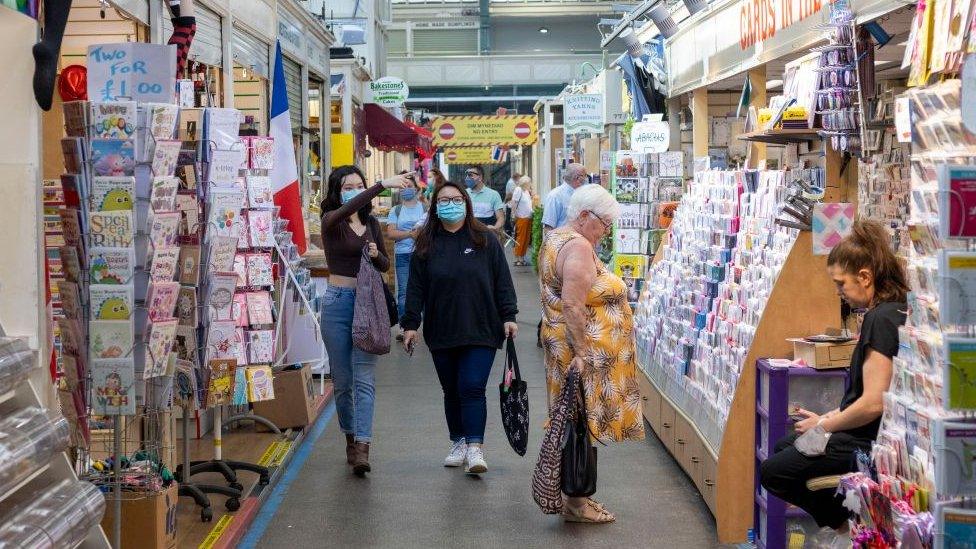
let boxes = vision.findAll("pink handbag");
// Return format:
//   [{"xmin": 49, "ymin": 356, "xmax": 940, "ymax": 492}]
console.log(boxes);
[{"xmin": 351, "ymin": 246, "xmax": 391, "ymax": 355}]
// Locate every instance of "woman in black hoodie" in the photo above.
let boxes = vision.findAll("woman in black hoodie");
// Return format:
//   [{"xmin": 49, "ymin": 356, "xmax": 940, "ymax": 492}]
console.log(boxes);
[{"xmin": 401, "ymin": 180, "xmax": 518, "ymax": 476}]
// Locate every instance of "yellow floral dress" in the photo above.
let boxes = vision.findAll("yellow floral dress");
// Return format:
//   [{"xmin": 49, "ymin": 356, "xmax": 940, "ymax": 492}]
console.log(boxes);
[{"xmin": 540, "ymin": 230, "xmax": 645, "ymax": 443}]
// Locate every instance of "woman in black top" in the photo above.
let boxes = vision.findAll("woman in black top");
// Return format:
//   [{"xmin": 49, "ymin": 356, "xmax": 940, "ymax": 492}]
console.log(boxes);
[
  {"xmin": 401, "ymin": 180, "xmax": 518, "ymax": 475},
  {"xmin": 761, "ymin": 219, "xmax": 909, "ymax": 533}
]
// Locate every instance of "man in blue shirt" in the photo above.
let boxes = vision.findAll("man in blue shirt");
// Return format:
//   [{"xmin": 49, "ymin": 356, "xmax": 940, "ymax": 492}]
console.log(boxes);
[{"xmin": 542, "ymin": 163, "xmax": 588, "ymax": 233}]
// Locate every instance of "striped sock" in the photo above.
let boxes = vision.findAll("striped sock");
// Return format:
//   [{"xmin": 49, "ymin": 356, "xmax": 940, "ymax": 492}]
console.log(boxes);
[{"xmin": 167, "ymin": 16, "xmax": 196, "ymax": 79}]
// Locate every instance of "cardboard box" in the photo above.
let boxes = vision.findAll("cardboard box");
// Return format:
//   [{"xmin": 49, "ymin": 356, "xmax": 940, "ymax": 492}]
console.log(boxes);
[
  {"xmin": 253, "ymin": 364, "xmax": 316, "ymax": 431},
  {"xmin": 789, "ymin": 338, "xmax": 856, "ymax": 369},
  {"xmin": 101, "ymin": 483, "xmax": 178, "ymax": 549}
]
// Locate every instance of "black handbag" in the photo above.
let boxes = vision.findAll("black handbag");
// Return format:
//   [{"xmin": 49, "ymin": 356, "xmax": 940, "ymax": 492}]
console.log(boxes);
[
  {"xmin": 499, "ymin": 336, "xmax": 528, "ymax": 456},
  {"xmin": 561, "ymin": 375, "xmax": 598, "ymax": 497}
]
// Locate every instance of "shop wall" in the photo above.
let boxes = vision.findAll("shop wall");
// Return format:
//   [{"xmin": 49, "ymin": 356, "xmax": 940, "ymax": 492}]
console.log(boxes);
[
  {"xmin": 490, "ymin": 16, "xmax": 599, "ymax": 53},
  {"xmin": 233, "ymin": 66, "xmax": 269, "ymax": 134},
  {"xmin": 60, "ymin": 0, "xmax": 145, "ymax": 67}
]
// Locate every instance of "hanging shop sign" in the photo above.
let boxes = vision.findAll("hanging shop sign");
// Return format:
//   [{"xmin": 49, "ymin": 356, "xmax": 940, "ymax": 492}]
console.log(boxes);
[
  {"xmin": 563, "ymin": 94, "xmax": 605, "ymax": 135},
  {"xmin": 366, "ymin": 77, "xmax": 410, "ymax": 107},
  {"xmin": 432, "ymin": 115, "xmax": 538, "ymax": 147},
  {"xmin": 443, "ymin": 147, "xmax": 506, "ymax": 165},
  {"xmin": 630, "ymin": 120, "xmax": 670, "ymax": 153},
  {"xmin": 87, "ymin": 43, "xmax": 176, "ymax": 103}
]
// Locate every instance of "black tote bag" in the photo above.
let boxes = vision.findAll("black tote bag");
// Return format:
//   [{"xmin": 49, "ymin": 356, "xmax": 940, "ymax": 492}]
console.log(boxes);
[
  {"xmin": 561, "ymin": 376, "xmax": 598, "ymax": 497},
  {"xmin": 498, "ymin": 336, "xmax": 529, "ymax": 456}
]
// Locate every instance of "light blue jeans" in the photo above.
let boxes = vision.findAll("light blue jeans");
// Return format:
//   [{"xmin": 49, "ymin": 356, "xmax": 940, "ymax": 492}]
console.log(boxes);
[
  {"xmin": 395, "ymin": 252, "xmax": 412, "ymax": 320},
  {"xmin": 321, "ymin": 286, "xmax": 377, "ymax": 443}
]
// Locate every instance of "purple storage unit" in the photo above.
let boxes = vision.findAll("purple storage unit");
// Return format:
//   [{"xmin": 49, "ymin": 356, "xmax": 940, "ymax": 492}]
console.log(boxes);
[{"xmin": 755, "ymin": 359, "xmax": 848, "ymax": 549}]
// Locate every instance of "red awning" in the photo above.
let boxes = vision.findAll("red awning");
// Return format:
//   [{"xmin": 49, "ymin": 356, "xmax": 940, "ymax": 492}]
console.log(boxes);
[{"xmin": 364, "ymin": 104, "xmax": 434, "ymax": 159}]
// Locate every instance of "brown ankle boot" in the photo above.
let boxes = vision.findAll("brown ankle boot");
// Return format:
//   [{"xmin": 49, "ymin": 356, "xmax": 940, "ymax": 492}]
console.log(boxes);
[
  {"xmin": 345, "ymin": 434, "xmax": 356, "ymax": 465},
  {"xmin": 352, "ymin": 442, "xmax": 371, "ymax": 476}
]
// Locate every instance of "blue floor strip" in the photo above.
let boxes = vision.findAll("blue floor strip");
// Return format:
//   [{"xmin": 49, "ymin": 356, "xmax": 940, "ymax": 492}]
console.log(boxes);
[{"xmin": 238, "ymin": 401, "xmax": 337, "ymax": 548}]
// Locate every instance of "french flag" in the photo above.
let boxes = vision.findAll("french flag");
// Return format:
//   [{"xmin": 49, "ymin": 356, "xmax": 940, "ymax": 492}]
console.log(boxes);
[{"xmin": 270, "ymin": 40, "xmax": 307, "ymax": 254}]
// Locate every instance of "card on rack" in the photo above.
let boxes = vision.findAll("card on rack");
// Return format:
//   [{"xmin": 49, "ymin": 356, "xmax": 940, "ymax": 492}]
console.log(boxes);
[
  {"xmin": 234, "ymin": 327, "xmax": 248, "ymax": 367},
  {"xmin": 203, "ymin": 108, "xmax": 243, "ymax": 152},
  {"xmin": 248, "ymin": 210, "xmax": 275, "ymax": 247},
  {"xmin": 206, "ymin": 358, "xmax": 237, "ymax": 407},
  {"xmin": 60, "ymin": 137, "xmax": 85, "ymax": 174},
  {"xmin": 940, "ymin": 165, "xmax": 976, "ymax": 239},
  {"xmin": 232, "ymin": 367, "xmax": 249, "ymax": 406},
  {"xmin": 206, "ymin": 236, "xmax": 239, "ymax": 273},
  {"xmin": 614, "ymin": 254, "xmax": 648, "ymax": 279},
  {"xmin": 178, "ymin": 244, "xmax": 202, "ymax": 285},
  {"xmin": 148, "ymin": 211, "xmax": 181, "ymax": 249},
  {"xmin": 614, "ymin": 178, "xmax": 641, "ymax": 203},
  {"xmin": 245, "ymin": 253, "xmax": 273, "ymax": 286},
  {"xmin": 615, "ymin": 228, "xmax": 645, "ymax": 254},
  {"xmin": 58, "ymin": 280, "xmax": 82, "ymax": 320},
  {"xmin": 63, "ymin": 101, "xmax": 89, "ymax": 137},
  {"xmin": 90, "ymin": 101, "xmax": 136, "ymax": 140},
  {"xmin": 58, "ymin": 317, "xmax": 84, "ymax": 357},
  {"xmin": 149, "ymin": 176, "xmax": 180, "ymax": 212},
  {"xmin": 248, "ymin": 137, "xmax": 275, "ymax": 170},
  {"xmin": 208, "ymin": 149, "xmax": 245, "ymax": 188},
  {"xmin": 151, "ymin": 139, "xmax": 182, "ymax": 177},
  {"xmin": 939, "ymin": 251, "xmax": 976, "ymax": 326},
  {"xmin": 238, "ymin": 219, "xmax": 250, "ymax": 251},
  {"xmin": 246, "ymin": 290, "xmax": 274, "ymax": 326},
  {"xmin": 247, "ymin": 329, "xmax": 274, "ymax": 364},
  {"xmin": 233, "ymin": 254, "xmax": 247, "ymax": 287},
  {"xmin": 89, "ymin": 284, "xmax": 133, "ymax": 321},
  {"xmin": 207, "ymin": 190, "xmax": 245, "ymax": 239},
  {"xmin": 176, "ymin": 286, "xmax": 198, "ymax": 327},
  {"xmin": 149, "ymin": 247, "xmax": 179, "ymax": 282},
  {"xmin": 91, "ymin": 358, "xmax": 137, "ymax": 415},
  {"xmin": 174, "ymin": 325, "xmax": 198, "ymax": 364},
  {"xmin": 658, "ymin": 202, "xmax": 679, "ymax": 229},
  {"xmin": 233, "ymin": 293, "xmax": 249, "ymax": 327},
  {"xmin": 618, "ymin": 203, "xmax": 647, "ymax": 229},
  {"xmin": 90, "ymin": 139, "xmax": 136, "ymax": 177},
  {"xmin": 206, "ymin": 274, "xmax": 238, "ymax": 322},
  {"xmin": 205, "ymin": 320, "xmax": 239, "ymax": 362},
  {"xmin": 147, "ymin": 103, "xmax": 179, "ymax": 141},
  {"xmin": 659, "ymin": 151, "xmax": 684, "ymax": 177},
  {"xmin": 175, "ymin": 192, "xmax": 199, "ymax": 235},
  {"xmin": 89, "ymin": 210, "xmax": 134, "ymax": 248},
  {"xmin": 145, "ymin": 318, "xmax": 178, "ymax": 379},
  {"xmin": 59, "ymin": 209, "xmax": 83, "ymax": 250},
  {"xmin": 246, "ymin": 175, "xmax": 274, "ymax": 208},
  {"xmin": 933, "ymin": 418, "xmax": 976, "ymax": 495},
  {"xmin": 89, "ymin": 319, "xmax": 134, "ymax": 359},
  {"xmin": 173, "ymin": 359, "xmax": 199, "ymax": 410},
  {"xmin": 146, "ymin": 281, "xmax": 180, "ymax": 321},
  {"xmin": 60, "ymin": 245, "xmax": 82, "ymax": 283},
  {"xmin": 945, "ymin": 336, "xmax": 976, "ymax": 410},
  {"xmin": 61, "ymin": 354, "xmax": 83, "ymax": 391},
  {"xmin": 246, "ymin": 365, "xmax": 275, "ymax": 401},
  {"xmin": 90, "ymin": 177, "xmax": 135, "ymax": 211},
  {"xmin": 88, "ymin": 247, "xmax": 135, "ymax": 285}
]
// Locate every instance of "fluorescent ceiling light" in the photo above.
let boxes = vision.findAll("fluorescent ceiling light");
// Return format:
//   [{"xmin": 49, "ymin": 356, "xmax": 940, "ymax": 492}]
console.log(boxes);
[
  {"xmin": 539, "ymin": 27, "xmax": 549, "ymax": 34},
  {"xmin": 766, "ymin": 79, "xmax": 783, "ymax": 90}
]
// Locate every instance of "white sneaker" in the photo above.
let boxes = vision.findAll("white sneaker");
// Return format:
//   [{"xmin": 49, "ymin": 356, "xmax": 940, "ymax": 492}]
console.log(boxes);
[
  {"xmin": 464, "ymin": 446, "xmax": 487, "ymax": 474},
  {"xmin": 444, "ymin": 439, "xmax": 467, "ymax": 467}
]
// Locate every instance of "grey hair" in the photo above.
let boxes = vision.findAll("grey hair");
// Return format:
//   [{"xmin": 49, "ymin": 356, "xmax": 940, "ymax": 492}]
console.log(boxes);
[
  {"xmin": 567, "ymin": 184, "xmax": 619, "ymax": 222},
  {"xmin": 562, "ymin": 163, "xmax": 585, "ymax": 184}
]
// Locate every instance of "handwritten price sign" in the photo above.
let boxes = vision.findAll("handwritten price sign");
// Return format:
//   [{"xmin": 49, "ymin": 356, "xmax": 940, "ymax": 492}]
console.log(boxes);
[{"xmin": 87, "ymin": 43, "xmax": 177, "ymax": 103}]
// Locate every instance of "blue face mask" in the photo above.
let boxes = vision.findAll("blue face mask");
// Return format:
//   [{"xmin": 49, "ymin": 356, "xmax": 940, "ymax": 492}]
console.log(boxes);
[
  {"xmin": 400, "ymin": 188, "xmax": 418, "ymax": 201},
  {"xmin": 340, "ymin": 189, "xmax": 362, "ymax": 204},
  {"xmin": 464, "ymin": 177, "xmax": 477, "ymax": 189},
  {"xmin": 436, "ymin": 203, "xmax": 466, "ymax": 223}
]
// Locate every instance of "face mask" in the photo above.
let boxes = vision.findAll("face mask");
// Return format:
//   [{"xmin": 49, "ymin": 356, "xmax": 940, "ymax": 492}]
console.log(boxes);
[
  {"xmin": 436, "ymin": 203, "xmax": 466, "ymax": 223},
  {"xmin": 400, "ymin": 188, "xmax": 417, "ymax": 201},
  {"xmin": 340, "ymin": 189, "xmax": 362, "ymax": 204},
  {"xmin": 464, "ymin": 177, "xmax": 477, "ymax": 189}
]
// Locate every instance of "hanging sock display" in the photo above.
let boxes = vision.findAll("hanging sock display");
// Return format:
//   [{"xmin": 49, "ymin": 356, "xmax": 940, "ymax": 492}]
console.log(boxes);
[
  {"xmin": 167, "ymin": 0, "xmax": 196, "ymax": 78},
  {"xmin": 31, "ymin": 0, "xmax": 74, "ymax": 111}
]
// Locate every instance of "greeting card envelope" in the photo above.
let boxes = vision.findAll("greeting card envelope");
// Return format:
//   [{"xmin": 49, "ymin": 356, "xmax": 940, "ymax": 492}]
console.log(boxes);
[
  {"xmin": 148, "ymin": 211, "xmax": 181, "ymax": 249},
  {"xmin": 90, "ymin": 177, "xmax": 135, "ymax": 211},
  {"xmin": 149, "ymin": 247, "xmax": 180, "ymax": 282},
  {"xmin": 246, "ymin": 365, "xmax": 275, "ymax": 401},
  {"xmin": 247, "ymin": 329, "xmax": 274, "ymax": 364},
  {"xmin": 146, "ymin": 281, "xmax": 180, "ymax": 321},
  {"xmin": 248, "ymin": 137, "xmax": 275, "ymax": 170},
  {"xmin": 89, "ymin": 284, "xmax": 133, "ymax": 321},
  {"xmin": 812, "ymin": 203, "xmax": 855, "ymax": 255},
  {"xmin": 91, "ymin": 139, "xmax": 135, "ymax": 177},
  {"xmin": 90, "ymin": 101, "xmax": 137, "ymax": 140},
  {"xmin": 206, "ymin": 358, "xmax": 237, "ymax": 407},
  {"xmin": 145, "ymin": 319, "xmax": 178, "ymax": 379},
  {"xmin": 89, "ymin": 210, "xmax": 134, "ymax": 248},
  {"xmin": 176, "ymin": 286, "xmax": 198, "ymax": 327},
  {"xmin": 245, "ymin": 253, "xmax": 273, "ymax": 287},
  {"xmin": 91, "ymin": 358, "xmax": 137, "ymax": 415},
  {"xmin": 89, "ymin": 319, "xmax": 134, "ymax": 359},
  {"xmin": 89, "ymin": 247, "xmax": 135, "ymax": 285},
  {"xmin": 246, "ymin": 175, "xmax": 274, "ymax": 208},
  {"xmin": 246, "ymin": 291, "xmax": 274, "ymax": 326},
  {"xmin": 178, "ymin": 244, "xmax": 202, "ymax": 286},
  {"xmin": 149, "ymin": 176, "xmax": 180, "ymax": 212},
  {"xmin": 151, "ymin": 139, "xmax": 182, "ymax": 177},
  {"xmin": 206, "ymin": 236, "xmax": 239, "ymax": 274},
  {"xmin": 248, "ymin": 210, "xmax": 275, "ymax": 248}
]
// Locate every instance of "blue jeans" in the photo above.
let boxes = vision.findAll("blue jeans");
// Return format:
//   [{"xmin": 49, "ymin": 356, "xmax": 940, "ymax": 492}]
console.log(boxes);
[
  {"xmin": 395, "ymin": 252, "xmax": 412, "ymax": 320},
  {"xmin": 430, "ymin": 345, "xmax": 497, "ymax": 444},
  {"xmin": 321, "ymin": 286, "xmax": 377, "ymax": 443}
]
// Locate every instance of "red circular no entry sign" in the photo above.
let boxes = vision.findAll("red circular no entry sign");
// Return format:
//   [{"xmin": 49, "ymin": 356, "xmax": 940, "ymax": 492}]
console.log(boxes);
[
  {"xmin": 514, "ymin": 122, "xmax": 531, "ymax": 139},
  {"xmin": 446, "ymin": 151, "xmax": 457, "ymax": 161},
  {"xmin": 438, "ymin": 123, "xmax": 456, "ymax": 140}
]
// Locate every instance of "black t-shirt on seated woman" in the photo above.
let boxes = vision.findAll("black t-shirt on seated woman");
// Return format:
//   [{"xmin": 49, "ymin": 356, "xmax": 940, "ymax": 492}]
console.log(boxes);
[{"xmin": 839, "ymin": 301, "xmax": 906, "ymax": 441}]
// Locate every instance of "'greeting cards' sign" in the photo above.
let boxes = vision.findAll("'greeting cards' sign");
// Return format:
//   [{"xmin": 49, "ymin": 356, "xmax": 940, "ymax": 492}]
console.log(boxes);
[{"xmin": 87, "ymin": 43, "xmax": 177, "ymax": 103}]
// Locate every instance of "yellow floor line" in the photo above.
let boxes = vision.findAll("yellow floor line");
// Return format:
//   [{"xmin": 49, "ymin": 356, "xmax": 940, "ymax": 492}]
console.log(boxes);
[
  {"xmin": 198, "ymin": 514, "xmax": 233, "ymax": 549},
  {"xmin": 256, "ymin": 440, "xmax": 281, "ymax": 468},
  {"xmin": 270, "ymin": 440, "xmax": 292, "ymax": 467}
]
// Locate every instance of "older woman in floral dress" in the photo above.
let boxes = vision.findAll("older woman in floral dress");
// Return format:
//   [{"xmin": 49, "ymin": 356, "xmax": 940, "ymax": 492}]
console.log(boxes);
[{"xmin": 539, "ymin": 184, "xmax": 645, "ymax": 524}]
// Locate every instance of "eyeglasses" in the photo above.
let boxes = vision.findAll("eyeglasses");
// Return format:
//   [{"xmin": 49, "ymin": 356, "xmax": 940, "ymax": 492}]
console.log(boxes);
[
  {"xmin": 465, "ymin": 171, "xmax": 479, "ymax": 177},
  {"xmin": 589, "ymin": 211, "xmax": 613, "ymax": 231},
  {"xmin": 437, "ymin": 197, "xmax": 465, "ymax": 206}
]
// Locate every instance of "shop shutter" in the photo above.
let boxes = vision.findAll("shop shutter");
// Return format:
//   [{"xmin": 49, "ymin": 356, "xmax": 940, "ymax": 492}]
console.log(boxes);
[
  {"xmin": 387, "ymin": 29, "xmax": 407, "ymax": 54},
  {"xmin": 162, "ymin": 4, "xmax": 223, "ymax": 66},
  {"xmin": 412, "ymin": 28, "xmax": 477, "ymax": 55},
  {"xmin": 233, "ymin": 27, "xmax": 270, "ymax": 79},
  {"xmin": 283, "ymin": 55, "xmax": 303, "ymax": 134}
]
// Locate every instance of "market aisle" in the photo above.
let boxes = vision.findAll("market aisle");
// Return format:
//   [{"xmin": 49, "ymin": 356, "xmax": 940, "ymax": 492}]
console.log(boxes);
[{"xmin": 248, "ymin": 261, "xmax": 719, "ymax": 549}]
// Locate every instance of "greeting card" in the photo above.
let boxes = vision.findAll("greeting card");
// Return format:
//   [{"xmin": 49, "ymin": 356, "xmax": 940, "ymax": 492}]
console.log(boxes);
[
  {"xmin": 90, "ymin": 139, "xmax": 135, "ymax": 177},
  {"xmin": 174, "ymin": 325, "xmax": 198, "ymax": 364},
  {"xmin": 812, "ymin": 203, "xmax": 856, "ymax": 255},
  {"xmin": 148, "ymin": 211, "xmax": 181, "ymax": 249},
  {"xmin": 233, "ymin": 254, "xmax": 248, "ymax": 287},
  {"xmin": 151, "ymin": 140, "xmax": 182, "ymax": 177},
  {"xmin": 60, "ymin": 246, "xmax": 81, "ymax": 282},
  {"xmin": 146, "ymin": 281, "xmax": 180, "ymax": 321},
  {"xmin": 940, "ymin": 165, "xmax": 976, "ymax": 239},
  {"xmin": 145, "ymin": 319, "xmax": 178, "ymax": 379},
  {"xmin": 173, "ymin": 359, "xmax": 199, "ymax": 410},
  {"xmin": 149, "ymin": 247, "xmax": 180, "ymax": 282},
  {"xmin": 206, "ymin": 358, "xmax": 237, "ymax": 407},
  {"xmin": 206, "ymin": 236, "xmax": 239, "ymax": 273},
  {"xmin": 245, "ymin": 253, "xmax": 273, "ymax": 287},
  {"xmin": 206, "ymin": 274, "xmax": 238, "ymax": 322},
  {"xmin": 207, "ymin": 190, "xmax": 245, "ymax": 239},
  {"xmin": 203, "ymin": 108, "xmax": 242, "ymax": 152},
  {"xmin": 90, "ymin": 101, "xmax": 136, "ymax": 140},
  {"xmin": 945, "ymin": 336, "xmax": 976, "ymax": 410},
  {"xmin": 248, "ymin": 210, "xmax": 275, "ymax": 248},
  {"xmin": 59, "ymin": 209, "xmax": 83, "ymax": 250},
  {"xmin": 89, "ymin": 319, "xmax": 134, "ymax": 359},
  {"xmin": 233, "ymin": 293, "xmax": 249, "ymax": 327},
  {"xmin": 91, "ymin": 358, "xmax": 137, "ymax": 415},
  {"xmin": 659, "ymin": 151, "xmax": 684, "ymax": 177},
  {"xmin": 63, "ymin": 101, "xmax": 89, "ymax": 138},
  {"xmin": 205, "ymin": 320, "xmax": 239, "ymax": 363},
  {"xmin": 178, "ymin": 244, "xmax": 202, "ymax": 285},
  {"xmin": 89, "ymin": 211, "xmax": 133, "ymax": 248},
  {"xmin": 58, "ymin": 280, "xmax": 82, "ymax": 320},
  {"xmin": 176, "ymin": 286, "xmax": 198, "ymax": 327},
  {"xmin": 658, "ymin": 201, "xmax": 678, "ymax": 229},
  {"xmin": 89, "ymin": 284, "xmax": 133, "ymax": 321},
  {"xmin": 147, "ymin": 103, "xmax": 179, "ymax": 142},
  {"xmin": 614, "ymin": 254, "xmax": 648, "ymax": 279},
  {"xmin": 246, "ymin": 291, "xmax": 274, "ymax": 326},
  {"xmin": 89, "ymin": 247, "xmax": 135, "ymax": 285},
  {"xmin": 238, "ymin": 220, "xmax": 250, "ymax": 251},
  {"xmin": 615, "ymin": 228, "xmax": 645, "ymax": 254},
  {"xmin": 232, "ymin": 367, "xmax": 249, "ymax": 406},
  {"xmin": 246, "ymin": 175, "xmax": 274, "ymax": 208},
  {"xmin": 60, "ymin": 137, "xmax": 85, "ymax": 173},
  {"xmin": 246, "ymin": 366, "xmax": 275, "ymax": 401},
  {"xmin": 175, "ymin": 193, "xmax": 200, "ymax": 235},
  {"xmin": 247, "ymin": 329, "xmax": 274, "ymax": 364},
  {"xmin": 208, "ymin": 149, "xmax": 245, "ymax": 189},
  {"xmin": 248, "ymin": 137, "xmax": 274, "ymax": 170},
  {"xmin": 61, "ymin": 354, "xmax": 83, "ymax": 391},
  {"xmin": 149, "ymin": 176, "xmax": 180, "ymax": 212},
  {"xmin": 234, "ymin": 327, "xmax": 248, "ymax": 367},
  {"xmin": 58, "ymin": 317, "xmax": 85, "ymax": 357},
  {"xmin": 90, "ymin": 177, "xmax": 135, "ymax": 211}
]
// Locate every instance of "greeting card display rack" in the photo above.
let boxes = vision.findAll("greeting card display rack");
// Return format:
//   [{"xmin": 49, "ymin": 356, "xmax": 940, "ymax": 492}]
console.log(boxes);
[{"xmin": 634, "ymin": 166, "xmax": 842, "ymax": 543}]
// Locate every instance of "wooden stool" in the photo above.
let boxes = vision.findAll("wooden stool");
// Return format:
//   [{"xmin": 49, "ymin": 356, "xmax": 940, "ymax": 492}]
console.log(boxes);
[{"xmin": 806, "ymin": 474, "xmax": 844, "ymax": 491}]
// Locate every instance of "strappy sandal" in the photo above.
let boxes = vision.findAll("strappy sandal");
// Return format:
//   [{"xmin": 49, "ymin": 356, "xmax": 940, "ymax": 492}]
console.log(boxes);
[{"xmin": 563, "ymin": 502, "xmax": 615, "ymax": 523}]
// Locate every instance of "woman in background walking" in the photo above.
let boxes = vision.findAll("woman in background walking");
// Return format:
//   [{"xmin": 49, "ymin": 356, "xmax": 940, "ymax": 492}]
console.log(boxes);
[
  {"xmin": 387, "ymin": 174, "xmax": 427, "ymax": 340},
  {"xmin": 509, "ymin": 176, "xmax": 535, "ymax": 266}
]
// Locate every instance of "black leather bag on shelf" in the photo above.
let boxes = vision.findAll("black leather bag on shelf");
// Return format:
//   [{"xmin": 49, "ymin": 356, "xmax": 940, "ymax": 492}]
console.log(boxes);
[
  {"xmin": 560, "ymin": 376, "xmax": 598, "ymax": 498},
  {"xmin": 499, "ymin": 336, "xmax": 529, "ymax": 456}
]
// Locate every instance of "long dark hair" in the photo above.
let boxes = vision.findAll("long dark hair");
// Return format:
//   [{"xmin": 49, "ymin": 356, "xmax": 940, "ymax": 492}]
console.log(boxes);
[
  {"xmin": 414, "ymin": 180, "xmax": 489, "ymax": 258},
  {"xmin": 827, "ymin": 219, "xmax": 909, "ymax": 304},
  {"xmin": 321, "ymin": 165, "xmax": 372, "ymax": 223}
]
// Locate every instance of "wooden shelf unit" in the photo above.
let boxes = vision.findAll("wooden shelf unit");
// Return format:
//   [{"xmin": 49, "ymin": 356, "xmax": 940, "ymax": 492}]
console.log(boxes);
[{"xmin": 638, "ymin": 232, "xmax": 841, "ymax": 543}]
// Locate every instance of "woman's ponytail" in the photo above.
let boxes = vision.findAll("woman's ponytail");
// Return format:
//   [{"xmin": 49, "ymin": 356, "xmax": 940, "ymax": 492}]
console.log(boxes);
[{"xmin": 827, "ymin": 219, "xmax": 909, "ymax": 303}]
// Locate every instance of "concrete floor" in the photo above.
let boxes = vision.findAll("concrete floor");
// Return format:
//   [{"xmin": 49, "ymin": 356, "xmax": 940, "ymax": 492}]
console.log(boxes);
[{"xmin": 251, "ymin": 260, "xmax": 720, "ymax": 549}]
